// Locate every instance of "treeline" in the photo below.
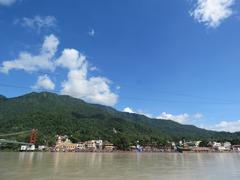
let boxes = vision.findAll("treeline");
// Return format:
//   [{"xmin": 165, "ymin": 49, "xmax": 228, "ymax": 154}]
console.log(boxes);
[{"xmin": 0, "ymin": 92, "xmax": 240, "ymax": 150}]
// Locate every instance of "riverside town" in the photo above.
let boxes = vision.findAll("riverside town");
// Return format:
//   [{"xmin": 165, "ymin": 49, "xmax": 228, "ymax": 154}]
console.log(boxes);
[
  {"xmin": 1, "ymin": 129, "xmax": 240, "ymax": 153},
  {"xmin": 2, "ymin": 0, "xmax": 240, "ymax": 179}
]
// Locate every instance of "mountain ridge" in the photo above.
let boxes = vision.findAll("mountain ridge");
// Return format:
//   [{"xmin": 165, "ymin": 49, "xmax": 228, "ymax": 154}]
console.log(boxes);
[{"xmin": 0, "ymin": 92, "xmax": 239, "ymax": 148}]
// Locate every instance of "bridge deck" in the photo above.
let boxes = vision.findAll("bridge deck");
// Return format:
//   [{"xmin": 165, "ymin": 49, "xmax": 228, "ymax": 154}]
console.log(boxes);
[{"xmin": 0, "ymin": 139, "xmax": 33, "ymax": 145}]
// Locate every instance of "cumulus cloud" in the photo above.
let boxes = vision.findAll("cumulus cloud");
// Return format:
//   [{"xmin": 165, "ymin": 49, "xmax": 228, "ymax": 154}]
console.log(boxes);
[
  {"xmin": 61, "ymin": 69, "xmax": 118, "ymax": 106},
  {"xmin": 206, "ymin": 120, "xmax": 240, "ymax": 132},
  {"xmin": 15, "ymin": 16, "xmax": 57, "ymax": 33},
  {"xmin": 0, "ymin": 34, "xmax": 118, "ymax": 106},
  {"xmin": 192, "ymin": 113, "xmax": 204, "ymax": 120},
  {"xmin": 157, "ymin": 112, "xmax": 204, "ymax": 124},
  {"xmin": 57, "ymin": 49, "xmax": 118, "ymax": 106},
  {"xmin": 0, "ymin": 34, "xmax": 59, "ymax": 73},
  {"xmin": 55, "ymin": 49, "xmax": 86, "ymax": 70},
  {"xmin": 157, "ymin": 112, "xmax": 190, "ymax": 124},
  {"xmin": 190, "ymin": 0, "xmax": 235, "ymax": 28},
  {"xmin": 123, "ymin": 107, "xmax": 135, "ymax": 113},
  {"xmin": 0, "ymin": 0, "xmax": 16, "ymax": 6},
  {"xmin": 123, "ymin": 107, "xmax": 153, "ymax": 117},
  {"xmin": 123, "ymin": 107, "xmax": 203, "ymax": 124},
  {"xmin": 32, "ymin": 74, "xmax": 55, "ymax": 90}
]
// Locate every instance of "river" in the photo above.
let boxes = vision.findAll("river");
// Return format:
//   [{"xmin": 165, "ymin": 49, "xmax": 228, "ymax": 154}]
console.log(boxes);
[{"xmin": 0, "ymin": 152, "xmax": 240, "ymax": 180}]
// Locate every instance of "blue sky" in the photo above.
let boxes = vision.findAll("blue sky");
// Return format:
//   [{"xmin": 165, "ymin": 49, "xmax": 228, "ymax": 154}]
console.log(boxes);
[{"xmin": 1, "ymin": 0, "xmax": 240, "ymax": 132}]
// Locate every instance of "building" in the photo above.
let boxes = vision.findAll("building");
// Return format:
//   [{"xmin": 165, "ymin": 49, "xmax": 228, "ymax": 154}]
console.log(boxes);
[
  {"xmin": 171, "ymin": 142, "xmax": 177, "ymax": 150},
  {"xmin": 54, "ymin": 135, "xmax": 78, "ymax": 152},
  {"xmin": 104, "ymin": 142, "xmax": 116, "ymax": 152},
  {"xmin": 53, "ymin": 136, "xmax": 112, "ymax": 152},
  {"xmin": 95, "ymin": 140, "xmax": 103, "ymax": 150},
  {"xmin": 223, "ymin": 142, "xmax": 231, "ymax": 151},
  {"xmin": 212, "ymin": 142, "xmax": 222, "ymax": 150},
  {"xmin": 211, "ymin": 141, "xmax": 232, "ymax": 151},
  {"xmin": 20, "ymin": 144, "xmax": 35, "ymax": 151},
  {"xmin": 86, "ymin": 140, "xmax": 96, "ymax": 150},
  {"xmin": 38, "ymin": 145, "xmax": 47, "ymax": 151},
  {"xmin": 143, "ymin": 146, "xmax": 152, "ymax": 152},
  {"xmin": 85, "ymin": 140, "xmax": 103, "ymax": 151},
  {"xmin": 136, "ymin": 144, "xmax": 143, "ymax": 152},
  {"xmin": 195, "ymin": 141, "xmax": 202, "ymax": 147},
  {"xmin": 20, "ymin": 145, "xmax": 28, "ymax": 151},
  {"xmin": 192, "ymin": 147, "xmax": 210, "ymax": 152},
  {"xmin": 76, "ymin": 142, "xmax": 86, "ymax": 151},
  {"xmin": 212, "ymin": 142, "xmax": 231, "ymax": 151},
  {"xmin": 184, "ymin": 141, "xmax": 196, "ymax": 147},
  {"xmin": 218, "ymin": 146, "xmax": 226, "ymax": 152},
  {"xmin": 232, "ymin": 145, "xmax": 240, "ymax": 152}
]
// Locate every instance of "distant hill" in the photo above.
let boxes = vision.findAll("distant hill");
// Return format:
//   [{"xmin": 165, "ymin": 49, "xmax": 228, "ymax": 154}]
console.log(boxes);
[
  {"xmin": 0, "ymin": 92, "xmax": 239, "ymax": 148},
  {"xmin": 0, "ymin": 95, "xmax": 7, "ymax": 103}
]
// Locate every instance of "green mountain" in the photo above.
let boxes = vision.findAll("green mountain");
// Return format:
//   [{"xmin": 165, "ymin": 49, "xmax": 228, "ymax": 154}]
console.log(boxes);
[
  {"xmin": 0, "ymin": 92, "xmax": 239, "ymax": 149},
  {"xmin": 0, "ymin": 95, "xmax": 6, "ymax": 103}
]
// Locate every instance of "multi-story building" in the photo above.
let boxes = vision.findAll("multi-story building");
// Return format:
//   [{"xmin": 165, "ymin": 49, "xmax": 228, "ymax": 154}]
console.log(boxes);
[
  {"xmin": 54, "ymin": 135, "xmax": 78, "ymax": 152},
  {"xmin": 223, "ymin": 142, "xmax": 231, "ymax": 151},
  {"xmin": 104, "ymin": 141, "xmax": 115, "ymax": 151},
  {"xmin": 85, "ymin": 140, "xmax": 103, "ymax": 151},
  {"xmin": 76, "ymin": 142, "xmax": 86, "ymax": 151}
]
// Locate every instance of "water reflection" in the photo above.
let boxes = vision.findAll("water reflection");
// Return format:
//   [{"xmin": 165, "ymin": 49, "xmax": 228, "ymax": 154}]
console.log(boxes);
[{"xmin": 0, "ymin": 152, "xmax": 240, "ymax": 180}]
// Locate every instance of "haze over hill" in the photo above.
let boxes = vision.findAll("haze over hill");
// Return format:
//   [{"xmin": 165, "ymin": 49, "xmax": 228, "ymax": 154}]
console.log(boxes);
[{"xmin": 0, "ymin": 92, "xmax": 240, "ymax": 148}]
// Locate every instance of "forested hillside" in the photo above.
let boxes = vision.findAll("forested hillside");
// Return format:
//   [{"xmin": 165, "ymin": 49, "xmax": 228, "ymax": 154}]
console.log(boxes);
[{"xmin": 0, "ymin": 92, "xmax": 239, "ymax": 148}]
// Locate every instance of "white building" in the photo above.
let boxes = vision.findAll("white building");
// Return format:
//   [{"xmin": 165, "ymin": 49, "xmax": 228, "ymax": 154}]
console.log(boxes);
[
  {"xmin": 232, "ymin": 145, "xmax": 240, "ymax": 152},
  {"xmin": 86, "ymin": 140, "xmax": 96, "ymax": 149},
  {"xmin": 77, "ymin": 142, "xmax": 85, "ymax": 150},
  {"xmin": 223, "ymin": 142, "xmax": 231, "ymax": 151},
  {"xmin": 20, "ymin": 145, "xmax": 27, "ymax": 151},
  {"xmin": 38, "ymin": 145, "xmax": 47, "ymax": 151},
  {"xmin": 171, "ymin": 142, "xmax": 177, "ymax": 150},
  {"xmin": 96, "ymin": 140, "xmax": 103, "ymax": 149},
  {"xmin": 85, "ymin": 140, "xmax": 103, "ymax": 151},
  {"xmin": 20, "ymin": 144, "xmax": 35, "ymax": 151},
  {"xmin": 195, "ymin": 141, "xmax": 202, "ymax": 147},
  {"xmin": 212, "ymin": 142, "xmax": 231, "ymax": 151},
  {"xmin": 213, "ymin": 142, "xmax": 221, "ymax": 148}
]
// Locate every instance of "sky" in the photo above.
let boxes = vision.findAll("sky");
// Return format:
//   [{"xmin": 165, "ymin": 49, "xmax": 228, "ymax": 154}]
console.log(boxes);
[{"xmin": 1, "ymin": 0, "xmax": 240, "ymax": 132}]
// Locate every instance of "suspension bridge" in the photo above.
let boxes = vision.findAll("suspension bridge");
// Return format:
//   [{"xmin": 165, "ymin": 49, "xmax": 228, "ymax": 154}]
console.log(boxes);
[{"xmin": 0, "ymin": 129, "xmax": 38, "ymax": 146}]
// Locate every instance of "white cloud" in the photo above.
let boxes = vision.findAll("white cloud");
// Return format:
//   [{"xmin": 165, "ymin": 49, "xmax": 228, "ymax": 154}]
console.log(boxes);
[
  {"xmin": 123, "ymin": 107, "xmax": 135, "ymax": 113},
  {"xmin": 53, "ymin": 42, "xmax": 120, "ymax": 106},
  {"xmin": 206, "ymin": 120, "xmax": 240, "ymax": 132},
  {"xmin": 123, "ymin": 107, "xmax": 240, "ymax": 132},
  {"xmin": 32, "ymin": 74, "xmax": 55, "ymax": 90},
  {"xmin": 193, "ymin": 113, "xmax": 204, "ymax": 120},
  {"xmin": 123, "ymin": 107, "xmax": 203, "ymax": 124},
  {"xmin": 122, "ymin": 107, "xmax": 153, "ymax": 117},
  {"xmin": 190, "ymin": 0, "xmax": 235, "ymax": 28},
  {"xmin": 61, "ymin": 70, "xmax": 118, "ymax": 106},
  {"xmin": 1, "ymin": 34, "xmax": 118, "ymax": 106},
  {"xmin": 56, "ymin": 48, "xmax": 118, "ymax": 106},
  {"xmin": 157, "ymin": 112, "xmax": 204, "ymax": 124},
  {"xmin": 55, "ymin": 49, "xmax": 85, "ymax": 70},
  {"xmin": 88, "ymin": 29, "xmax": 95, "ymax": 37},
  {"xmin": 89, "ymin": 66, "xmax": 98, "ymax": 71},
  {"xmin": 137, "ymin": 110, "xmax": 153, "ymax": 118},
  {"xmin": 0, "ymin": 34, "xmax": 59, "ymax": 73},
  {"xmin": 0, "ymin": 0, "xmax": 16, "ymax": 6},
  {"xmin": 15, "ymin": 16, "xmax": 57, "ymax": 32},
  {"xmin": 157, "ymin": 112, "xmax": 190, "ymax": 124}
]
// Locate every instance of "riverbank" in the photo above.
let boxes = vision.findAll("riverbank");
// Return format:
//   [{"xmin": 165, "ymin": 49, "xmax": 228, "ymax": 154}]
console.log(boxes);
[{"xmin": 1, "ymin": 149, "xmax": 239, "ymax": 153}]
